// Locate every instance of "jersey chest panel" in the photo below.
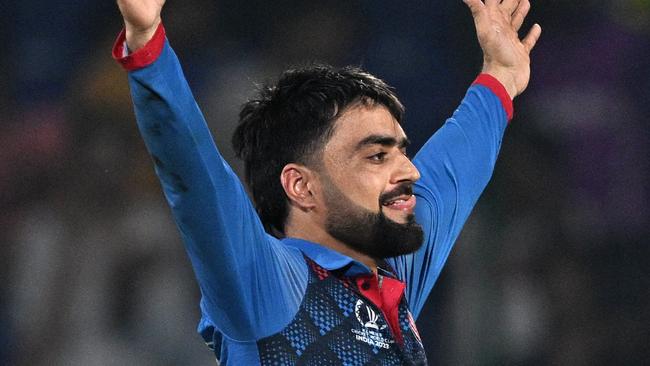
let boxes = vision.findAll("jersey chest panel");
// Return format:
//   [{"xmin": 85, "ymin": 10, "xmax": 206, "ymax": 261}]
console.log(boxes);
[{"xmin": 257, "ymin": 258, "xmax": 427, "ymax": 365}]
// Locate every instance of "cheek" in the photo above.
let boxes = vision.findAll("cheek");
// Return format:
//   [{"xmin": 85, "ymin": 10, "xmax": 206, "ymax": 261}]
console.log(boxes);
[
  {"xmin": 343, "ymin": 174, "xmax": 386, "ymax": 210},
  {"xmin": 323, "ymin": 155, "xmax": 387, "ymax": 210}
]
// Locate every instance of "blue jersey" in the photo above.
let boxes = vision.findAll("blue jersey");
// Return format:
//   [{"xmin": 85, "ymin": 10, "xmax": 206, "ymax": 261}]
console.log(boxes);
[{"xmin": 113, "ymin": 24, "xmax": 511, "ymax": 365}]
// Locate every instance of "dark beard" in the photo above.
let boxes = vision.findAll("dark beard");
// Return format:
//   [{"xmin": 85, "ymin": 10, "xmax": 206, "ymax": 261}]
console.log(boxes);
[{"xmin": 323, "ymin": 178, "xmax": 424, "ymax": 259}]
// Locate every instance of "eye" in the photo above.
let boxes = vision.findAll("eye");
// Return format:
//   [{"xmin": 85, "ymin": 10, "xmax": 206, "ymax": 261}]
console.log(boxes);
[{"xmin": 368, "ymin": 152, "xmax": 388, "ymax": 162}]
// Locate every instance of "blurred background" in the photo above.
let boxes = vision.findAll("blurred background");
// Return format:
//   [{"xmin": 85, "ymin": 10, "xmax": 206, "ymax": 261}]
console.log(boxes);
[{"xmin": 2, "ymin": 0, "xmax": 649, "ymax": 364}]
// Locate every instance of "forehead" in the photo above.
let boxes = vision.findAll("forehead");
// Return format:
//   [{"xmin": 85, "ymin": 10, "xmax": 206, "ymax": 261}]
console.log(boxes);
[{"xmin": 325, "ymin": 104, "xmax": 406, "ymax": 152}]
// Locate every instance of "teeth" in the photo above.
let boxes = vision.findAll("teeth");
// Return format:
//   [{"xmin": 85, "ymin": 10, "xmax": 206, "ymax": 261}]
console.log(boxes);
[{"xmin": 382, "ymin": 195, "xmax": 411, "ymax": 206}]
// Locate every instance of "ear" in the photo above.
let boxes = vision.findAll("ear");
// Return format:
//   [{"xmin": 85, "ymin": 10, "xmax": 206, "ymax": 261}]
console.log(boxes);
[{"xmin": 280, "ymin": 163, "xmax": 317, "ymax": 211}]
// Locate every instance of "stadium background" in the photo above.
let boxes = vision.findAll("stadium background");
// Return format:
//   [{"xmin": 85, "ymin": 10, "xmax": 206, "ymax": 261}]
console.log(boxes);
[{"xmin": 1, "ymin": 0, "xmax": 649, "ymax": 364}]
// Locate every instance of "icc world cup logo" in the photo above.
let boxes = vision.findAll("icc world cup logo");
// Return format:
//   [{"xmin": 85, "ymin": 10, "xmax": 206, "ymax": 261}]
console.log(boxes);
[{"xmin": 354, "ymin": 299, "xmax": 387, "ymax": 330}]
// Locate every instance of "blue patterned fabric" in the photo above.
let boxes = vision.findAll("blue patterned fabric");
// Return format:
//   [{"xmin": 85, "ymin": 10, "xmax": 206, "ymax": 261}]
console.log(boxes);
[{"xmin": 257, "ymin": 258, "xmax": 427, "ymax": 366}]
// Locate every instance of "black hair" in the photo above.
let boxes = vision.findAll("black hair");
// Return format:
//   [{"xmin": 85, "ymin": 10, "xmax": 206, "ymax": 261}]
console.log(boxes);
[{"xmin": 232, "ymin": 64, "xmax": 404, "ymax": 233}]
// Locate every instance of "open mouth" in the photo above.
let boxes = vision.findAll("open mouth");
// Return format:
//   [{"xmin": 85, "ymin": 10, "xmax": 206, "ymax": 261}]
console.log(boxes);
[{"xmin": 381, "ymin": 194, "xmax": 416, "ymax": 211}]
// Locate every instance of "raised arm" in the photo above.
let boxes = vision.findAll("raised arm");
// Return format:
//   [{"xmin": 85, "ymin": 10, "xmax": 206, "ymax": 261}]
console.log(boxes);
[
  {"xmin": 114, "ymin": 0, "xmax": 307, "ymax": 341},
  {"xmin": 390, "ymin": 0, "xmax": 541, "ymax": 317}
]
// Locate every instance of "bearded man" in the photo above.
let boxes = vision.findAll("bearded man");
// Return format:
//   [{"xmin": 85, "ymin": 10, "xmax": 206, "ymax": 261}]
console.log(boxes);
[{"xmin": 113, "ymin": 0, "xmax": 540, "ymax": 364}]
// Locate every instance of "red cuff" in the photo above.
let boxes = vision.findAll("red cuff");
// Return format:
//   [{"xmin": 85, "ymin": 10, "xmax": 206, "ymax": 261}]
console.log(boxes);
[
  {"xmin": 112, "ymin": 23, "xmax": 166, "ymax": 71},
  {"xmin": 472, "ymin": 73, "xmax": 514, "ymax": 121}
]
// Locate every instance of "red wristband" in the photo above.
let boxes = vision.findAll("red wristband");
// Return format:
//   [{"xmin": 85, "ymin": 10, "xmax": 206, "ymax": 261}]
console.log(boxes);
[
  {"xmin": 472, "ymin": 73, "xmax": 514, "ymax": 121},
  {"xmin": 112, "ymin": 23, "xmax": 166, "ymax": 71}
]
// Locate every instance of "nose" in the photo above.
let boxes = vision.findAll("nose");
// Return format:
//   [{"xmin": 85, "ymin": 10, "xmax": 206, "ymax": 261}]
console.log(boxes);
[{"xmin": 391, "ymin": 153, "xmax": 420, "ymax": 184}]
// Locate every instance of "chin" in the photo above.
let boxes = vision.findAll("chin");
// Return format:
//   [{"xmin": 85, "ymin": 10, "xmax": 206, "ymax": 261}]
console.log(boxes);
[{"xmin": 382, "ymin": 210, "xmax": 412, "ymax": 224}]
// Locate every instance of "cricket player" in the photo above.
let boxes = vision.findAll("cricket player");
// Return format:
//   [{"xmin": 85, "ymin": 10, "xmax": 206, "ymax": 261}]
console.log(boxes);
[{"xmin": 114, "ymin": 0, "xmax": 540, "ymax": 364}]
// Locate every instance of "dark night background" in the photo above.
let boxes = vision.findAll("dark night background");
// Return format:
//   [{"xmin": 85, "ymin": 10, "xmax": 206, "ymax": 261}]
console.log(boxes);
[{"xmin": 1, "ymin": 0, "xmax": 649, "ymax": 364}]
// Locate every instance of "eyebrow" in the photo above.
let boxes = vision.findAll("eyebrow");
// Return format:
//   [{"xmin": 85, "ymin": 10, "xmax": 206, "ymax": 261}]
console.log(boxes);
[{"xmin": 354, "ymin": 134, "xmax": 411, "ymax": 151}]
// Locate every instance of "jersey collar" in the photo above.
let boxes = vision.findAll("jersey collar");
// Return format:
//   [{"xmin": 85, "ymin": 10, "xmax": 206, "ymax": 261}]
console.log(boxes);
[
  {"xmin": 282, "ymin": 237, "xmax": 398, "ymax": 278},
  {"xmin": 282, "ymin": 237, "xmax": 374, "ymax": 276}
]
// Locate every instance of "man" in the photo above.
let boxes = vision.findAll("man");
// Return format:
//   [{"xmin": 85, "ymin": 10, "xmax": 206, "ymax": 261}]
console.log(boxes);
[{"xmin": 113, "ymin": 0, "xmax": 540, "ymax": 364}]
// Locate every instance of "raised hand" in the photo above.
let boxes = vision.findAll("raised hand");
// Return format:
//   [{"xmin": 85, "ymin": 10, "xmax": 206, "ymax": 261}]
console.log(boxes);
[
  {"xmin": 117, "ymin": 0, "xmax": 166, "ymax": 51},
  {"xmin": 463, "ymin": 0, "xmax": 542, "ymax": 99}
]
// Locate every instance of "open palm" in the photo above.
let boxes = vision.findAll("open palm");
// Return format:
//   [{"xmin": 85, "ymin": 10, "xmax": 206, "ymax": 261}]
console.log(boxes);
[{"xmin": 464, "ymin": 0, "xmax": 541, "ymax": 98}]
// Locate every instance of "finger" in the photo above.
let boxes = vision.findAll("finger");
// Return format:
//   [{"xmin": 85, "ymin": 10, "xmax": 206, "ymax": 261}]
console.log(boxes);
[
  {"xmin": 463, "ymin": 0, "xmax": 486, "ymax": 16},
  {"xmin": 511, "ymin": 0, "xmax": 531, "ymax": 31},
  {"xmin": 485, "ymin": 0, "xmax": 499, "ymax": 8},
  {"xmin": 501, "ymin": 0, "xmax": 520, "ymax": 15},
  {"xmin": 522, "ymin": 23, "xmax": 542, "ymax": 53}
]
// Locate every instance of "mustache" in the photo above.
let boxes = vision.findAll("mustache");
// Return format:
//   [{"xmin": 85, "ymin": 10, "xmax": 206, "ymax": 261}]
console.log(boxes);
[{"xmin": 379, "ymin": 184, "xmax": 413, "ymax": 205}]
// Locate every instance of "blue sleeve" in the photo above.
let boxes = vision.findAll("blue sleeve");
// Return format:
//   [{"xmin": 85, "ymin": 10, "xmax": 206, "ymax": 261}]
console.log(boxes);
[
  {"xmin": 387, "ymin": 84, "xmax": 508, "ymax": 318},
  {"xmin": 126, "ymin": 38, "xmax": 307, "ymax": 341}
]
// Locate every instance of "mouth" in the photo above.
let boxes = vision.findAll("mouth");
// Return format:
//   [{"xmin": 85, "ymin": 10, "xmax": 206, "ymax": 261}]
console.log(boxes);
[{"xmin": 381, "ymin": 194, "xmax": 416, "ymax": 212}]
